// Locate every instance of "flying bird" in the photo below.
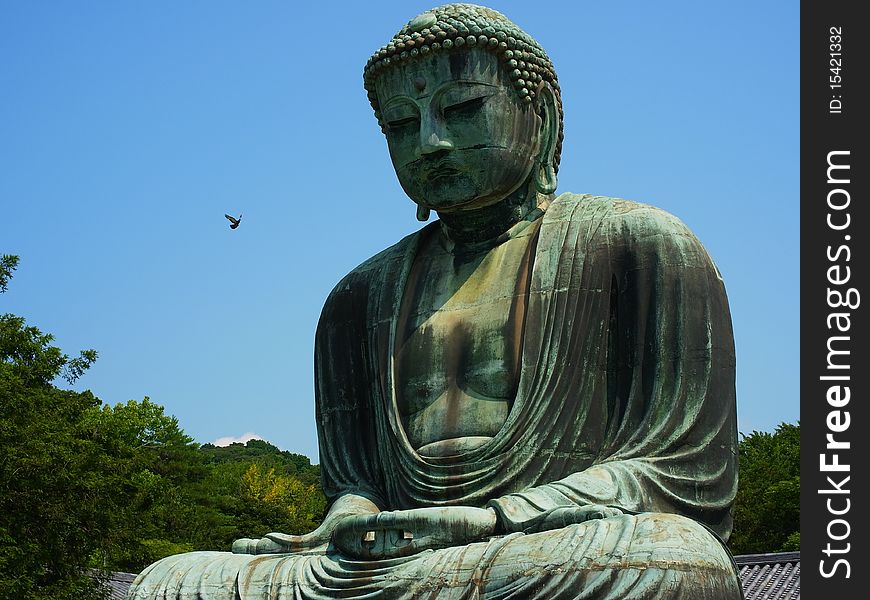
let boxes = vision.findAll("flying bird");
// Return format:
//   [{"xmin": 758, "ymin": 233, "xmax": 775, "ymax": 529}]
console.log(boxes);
[{"xmin": 225, "ymin": 213, "xmax": 242, "ymax": 229}]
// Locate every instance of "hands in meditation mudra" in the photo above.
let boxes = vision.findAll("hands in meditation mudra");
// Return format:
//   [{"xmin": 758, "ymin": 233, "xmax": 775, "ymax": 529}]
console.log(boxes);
[{"xmin": 128, "ymin": 5, "xmax": 743, "ymax": 599}]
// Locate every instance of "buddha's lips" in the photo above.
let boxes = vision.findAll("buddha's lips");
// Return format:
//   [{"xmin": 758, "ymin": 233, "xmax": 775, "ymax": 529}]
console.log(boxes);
[
  {"xmin": 411, "ymin": 158, "xmax": 462, "ymax": 182},
  {"xmin": 428, "ymin": 165, "xmax": 460, "ymax": 180}
]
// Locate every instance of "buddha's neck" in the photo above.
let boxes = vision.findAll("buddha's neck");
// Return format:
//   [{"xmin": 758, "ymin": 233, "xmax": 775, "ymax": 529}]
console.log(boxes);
[{"xmin": 436, "ymin": 182, "xmax": 546, "ymax": 247}]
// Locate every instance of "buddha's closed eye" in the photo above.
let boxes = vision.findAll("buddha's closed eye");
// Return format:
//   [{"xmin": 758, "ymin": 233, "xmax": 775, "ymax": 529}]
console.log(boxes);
[
  {"xmin": 386, "ymin": 116, "xmax": 420, "ymax": 133},
  {"xmin": 443, "ymin": 95, "xmax": 488, "ymax": 117}
]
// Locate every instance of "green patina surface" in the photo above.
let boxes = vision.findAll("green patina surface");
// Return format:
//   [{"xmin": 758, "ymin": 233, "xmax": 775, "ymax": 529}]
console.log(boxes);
[{"xmin": 128, "ymin": 5, "xmax": 742, "ymax": 599}]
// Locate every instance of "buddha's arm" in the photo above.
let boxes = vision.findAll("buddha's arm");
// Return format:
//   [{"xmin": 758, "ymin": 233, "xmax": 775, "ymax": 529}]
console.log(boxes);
[
  {"xmin": 315, "ymin": 261, "xmax": 394, "ymax": 510},
  {"xmin": 487, "ymin": 458, "xmax": 728, "ymax": 535},
  {"xmin": 489, "ymin": 201, "xmax": 738, "ymax": 538}
]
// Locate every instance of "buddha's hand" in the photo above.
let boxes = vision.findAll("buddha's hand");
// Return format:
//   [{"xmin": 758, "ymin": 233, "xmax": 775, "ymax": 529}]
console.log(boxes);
[
  {"xmin": 520, "ymin": 504, "xmax": 624, "ymax": 534},
  {"xmin": 332, "ymin": 506, "xmax": 498, "ymax": 560},
  {"xmin": 232, "ymin": 494, "xmax": 379, "ymax": 555}
]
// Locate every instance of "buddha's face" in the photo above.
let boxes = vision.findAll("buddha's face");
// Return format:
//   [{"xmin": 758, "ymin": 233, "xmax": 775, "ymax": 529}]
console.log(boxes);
[{"xmin": 374, "ymin": 48, "xmax": 541, "ymax": 213}]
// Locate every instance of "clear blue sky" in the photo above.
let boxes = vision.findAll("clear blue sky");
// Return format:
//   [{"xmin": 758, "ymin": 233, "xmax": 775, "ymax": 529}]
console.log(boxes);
[{"xmin": 1, "ymin": 1, "xmax": 798, "ymax": 460}]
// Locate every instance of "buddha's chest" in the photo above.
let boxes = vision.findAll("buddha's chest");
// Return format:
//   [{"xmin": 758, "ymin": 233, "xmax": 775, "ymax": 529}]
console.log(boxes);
[{"xmin": 394, "ymin": 226, "xmax": 536, "ymax": 454}]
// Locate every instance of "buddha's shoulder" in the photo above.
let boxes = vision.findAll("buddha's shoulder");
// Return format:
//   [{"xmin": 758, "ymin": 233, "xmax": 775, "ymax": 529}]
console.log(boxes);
[
  {"xmin": 323, "ymin": 225, "xmax": 429, "ymax": 303},
  {"xmin": 547, "ymin": 192, "xmax": 695, "ymax": 237}
]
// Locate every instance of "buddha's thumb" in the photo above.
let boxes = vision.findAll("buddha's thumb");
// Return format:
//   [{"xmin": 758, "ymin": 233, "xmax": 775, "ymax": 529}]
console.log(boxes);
[{"xmin": 231, "ymin": 538, "xmax": 258, "ymax": 554}]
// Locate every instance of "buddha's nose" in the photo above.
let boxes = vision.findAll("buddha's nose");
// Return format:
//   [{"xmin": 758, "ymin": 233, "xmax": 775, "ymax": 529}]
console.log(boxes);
[
  {"xmin": 418, "ymin": 120, "xmax": 454, "ymax": 156},
  {"xmin": 419, "ymin": 132, "xmax": 454, "ymax": 156}
]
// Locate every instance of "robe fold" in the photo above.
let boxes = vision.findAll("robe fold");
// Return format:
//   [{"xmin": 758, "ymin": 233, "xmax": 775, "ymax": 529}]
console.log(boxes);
[
  {"xmin": 127, "ymin": 193, "xmax": 742, "ymax": 600},
  {"xmin": 317, "ymin": 193, "xmax": 737, "ymax": 537}
]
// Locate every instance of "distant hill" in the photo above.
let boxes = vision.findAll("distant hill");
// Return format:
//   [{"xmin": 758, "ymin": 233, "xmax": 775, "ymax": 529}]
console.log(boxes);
[{"xmin": 200, "ymin": 439, "xmax": 320, "ymax": 486}]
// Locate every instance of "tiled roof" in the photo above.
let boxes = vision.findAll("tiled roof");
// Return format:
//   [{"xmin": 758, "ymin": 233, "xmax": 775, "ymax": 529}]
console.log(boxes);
[
  {"xmin": 103, "ymin": 571, "xmax": 137, "ymax": 600},
  {"xmin": 103, "ymin": 555, "xmax": 802, "ymax": 600},
  {"xmin": 735, "ymin": 552, "xmax": 800, "ymax": 600}
]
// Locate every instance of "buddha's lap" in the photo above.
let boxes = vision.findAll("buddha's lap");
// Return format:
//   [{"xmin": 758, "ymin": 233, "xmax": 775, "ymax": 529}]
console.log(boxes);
[{"xmin": 127, "ymin": 513, "xmax": 741, "ymax": 600}]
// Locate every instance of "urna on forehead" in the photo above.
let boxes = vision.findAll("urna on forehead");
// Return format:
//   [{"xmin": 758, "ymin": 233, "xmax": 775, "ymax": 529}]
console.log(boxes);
[{"xmin": 363, "ymin": 4, "xmax": 560, "ymax": 114}]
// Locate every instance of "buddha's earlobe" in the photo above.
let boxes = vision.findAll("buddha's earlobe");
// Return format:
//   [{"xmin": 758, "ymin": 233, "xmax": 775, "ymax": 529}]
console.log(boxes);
[
  {"xmin": 533, "ymin": 83, "xmax": 559, "ymax": 195},
  {"xmin": 416, "ymin": 205, "xmax": 431, "ymax": 221},
  {"xmin": 535, "ymin": 161, "xmax": 558, "ymax": 195}
]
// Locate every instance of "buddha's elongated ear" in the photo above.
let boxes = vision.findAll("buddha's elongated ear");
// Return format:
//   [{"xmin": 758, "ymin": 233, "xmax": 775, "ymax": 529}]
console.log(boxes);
[{"xmin": 533, "ymin": 82, "xmax": 560, "ymax": 195}]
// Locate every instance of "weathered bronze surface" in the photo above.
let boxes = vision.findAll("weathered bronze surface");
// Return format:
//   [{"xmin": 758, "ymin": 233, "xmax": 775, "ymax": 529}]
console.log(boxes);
[{"xmin": 128, "ymin": 4, "xmax": 741, "ymax": 599}]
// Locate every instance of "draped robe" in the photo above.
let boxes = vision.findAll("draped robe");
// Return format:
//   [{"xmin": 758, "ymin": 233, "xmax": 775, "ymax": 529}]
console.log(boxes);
[{"xmin": 127, "ymin": 193, "xmax": 743, "ymax": 600}]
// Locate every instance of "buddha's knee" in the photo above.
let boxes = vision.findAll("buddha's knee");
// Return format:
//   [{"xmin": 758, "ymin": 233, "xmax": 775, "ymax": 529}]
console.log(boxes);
[
  {"xmin": 126, "ymin": 551, "xmax": 260, "ymax": 600},
  {"xmin": 473, "ymin": 513, "xmax": 741, "ymax": 599},
  {"xmin": 625, "ymin": 512, "xmax": 733, "ymax": 563},
  {"xmin": 597, "ymin": 513, "xmax": 741, "ymax": 598}
]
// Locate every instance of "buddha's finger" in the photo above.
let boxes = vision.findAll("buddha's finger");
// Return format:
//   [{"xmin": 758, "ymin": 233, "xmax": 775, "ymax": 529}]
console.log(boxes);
[
  {"xmin": 372, "ymin": 507, "xmax": 465, "ymax": 533},
  {"xmin": 339, "ymin": 511, "xmax": 417, "ymax": 537},
  {"xmin": 254, "ymin": 537, "xmax": 290, "ymax": 554},
  {"xmin": 332, "ymin": 514, "xmax": 382, "ymax": 553},
  {"xmin": 401, "ymin": 533, "xmax": 463, "ymax": 555},
  {"xmin": 333, "ymin": 527, "xmax": 391, "ymax": 559},
  {"xmin": 231, "ymin": 538, "xmax": 259, "ymax": 554},
  {"xmin": 547, "ymin": 505, "xmax": 622, "ymax": 527},
  {"xmin": 570, "ymin": 505, "xmax": 623, "ymax": 521},
  {"xmin": 336, "ymin": 513, "xmax": 381, "ymax": 535},
  {"xmin": 265, "ymin": 532, "xmax": 302, "ymax": 544},
  {"xmin": 354, "ymin": 532, "xmax": 433, "ymax": 559},
  {"xmin": 371, "ymin": 510, "xmax": 416, "ymax": 530}
]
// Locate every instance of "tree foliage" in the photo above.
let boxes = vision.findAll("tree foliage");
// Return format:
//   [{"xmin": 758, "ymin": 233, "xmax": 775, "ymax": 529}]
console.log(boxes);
[
  {"xmin": 0, "ymin": 254, "xmax": 18, "ymax": 294},
  {"xmin": 236, "ymin": 463, "xmax": 326, "ymax": 538},
  {"xmin": 1, "ymin": 258, "xmax": 112, "ymax": 599},
  {"xmin": 729, "ymin": 421, "xmax": 800, "ymax": 555},
  {"xmin": 1, "ymin": 255, "xmax": 326, "ymax": 594}
]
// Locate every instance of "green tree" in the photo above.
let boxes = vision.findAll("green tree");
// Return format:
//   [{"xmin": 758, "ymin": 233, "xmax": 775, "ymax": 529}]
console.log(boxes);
[
  {"xmin": 91, "ymin": 405, "xmax": 327, "ymax": 571},
  {"xmin": 89, "ymin": 398, "xmax": 227, "ymax": 572},
  {"xmin": 194, "ymin": 441, "xmax": 325, "ymax": 548},
  {"xmin": 0, "ymin": 256, "xmax": 111, "ymax": 599},
  {"xmin": 729, "ymin": 421, "xmax": 800, "ymax": 554},
  {"xmin": 234, "ymin": 463, "xmax": 326, "ymax": 538},
  {"xmin": 200, "ymin": 439, "xmax": 321, "ymax": 486},
  {"xmin": 1, "ymin": 255, "xmax": 330, "ymax": 583},
  {"xmin": 0, "ymin": 255, "xmax": 19, "ymax": 294}
]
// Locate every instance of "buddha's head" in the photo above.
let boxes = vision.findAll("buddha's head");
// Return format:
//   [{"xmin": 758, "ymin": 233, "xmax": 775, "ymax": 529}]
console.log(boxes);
[{"xmin": 363, "ymin": 4, "xmax": 563, "ymax": 219}]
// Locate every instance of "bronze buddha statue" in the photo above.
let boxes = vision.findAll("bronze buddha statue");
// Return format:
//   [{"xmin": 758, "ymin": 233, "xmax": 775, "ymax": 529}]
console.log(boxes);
[{"xmin": 128, "ymin": 5, "xmax": 742, "ymax": 599}]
